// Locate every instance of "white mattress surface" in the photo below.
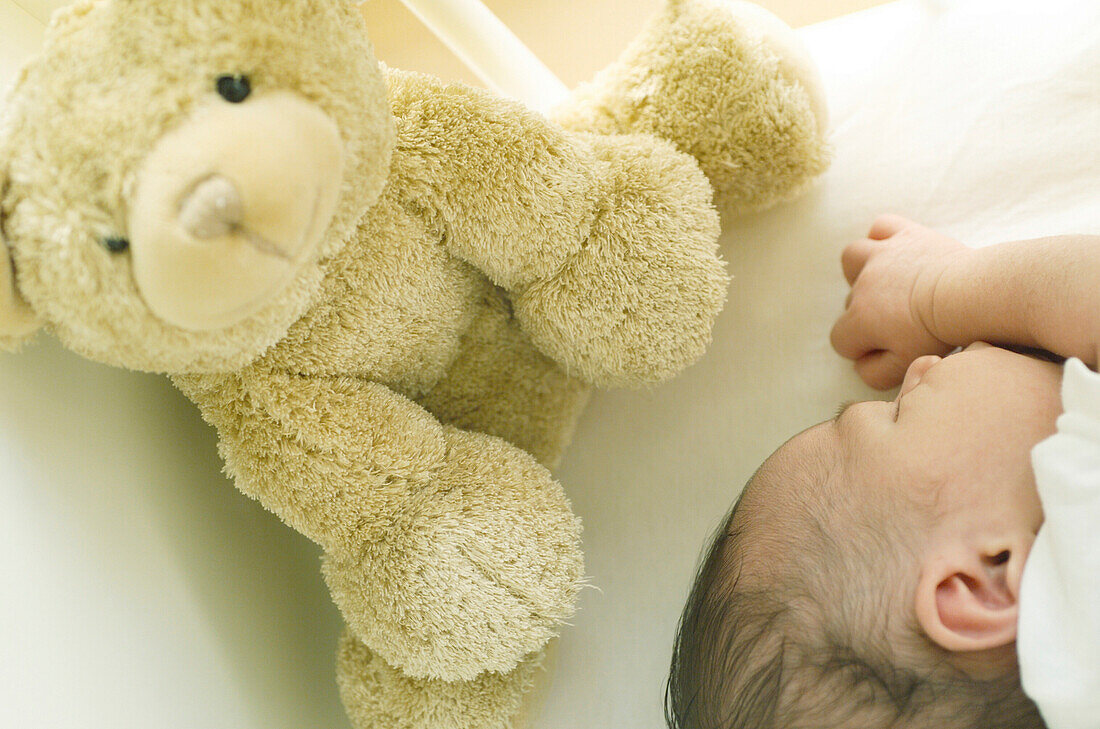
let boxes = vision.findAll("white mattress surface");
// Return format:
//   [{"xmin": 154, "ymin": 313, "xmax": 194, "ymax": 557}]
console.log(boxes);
[{"xmin": 1, "ymin": 1, "xmax": 1098, "ymax": 727}]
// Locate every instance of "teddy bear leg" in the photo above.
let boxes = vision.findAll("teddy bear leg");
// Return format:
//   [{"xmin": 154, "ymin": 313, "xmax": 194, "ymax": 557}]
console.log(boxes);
[
  {"xmin": 336, "ymin": 626, "xmax": 544, "ymax": 729},
  {"xmin": 553, "ymin": 0, "xmax": 831, "ymax": 215},
  {"xmin": 322, "ymin": 425, "xmax": 584, "ymax": 683},
  {"xmin": 179, "ymin": 370, "xmax": 582, "ymax": 685}
]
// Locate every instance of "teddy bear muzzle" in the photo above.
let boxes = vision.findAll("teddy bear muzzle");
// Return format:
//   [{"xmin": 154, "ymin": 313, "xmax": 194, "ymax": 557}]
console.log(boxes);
[{"xmin": 128, "ymin": 90, "xmax": 345, "ymax": 332}]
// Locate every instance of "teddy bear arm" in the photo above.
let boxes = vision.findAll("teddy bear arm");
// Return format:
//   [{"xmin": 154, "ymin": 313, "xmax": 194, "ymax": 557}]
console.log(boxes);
[
  {"xmin": 385, "ymin": 69, "xmax": 733, "ymax": 386},
  {"xmin": 552, "ymin": 0, "xmax": 831, "ymax": 216},
  {"xmin": 509, "ymin": 132, "xmax": 730, "ymax": 389},
  {"xmin": 386, "ymin": 67, "xmax": 601, "ymax": 292},
  {"xmin": 192, "ymin": 370, "xmax": 584, "ymax": 682}
]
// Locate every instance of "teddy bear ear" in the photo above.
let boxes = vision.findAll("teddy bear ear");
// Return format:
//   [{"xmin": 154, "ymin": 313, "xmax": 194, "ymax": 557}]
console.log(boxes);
[{"xmin": 0, "ymin": 156, "xmax": 43, "ymax": 347}]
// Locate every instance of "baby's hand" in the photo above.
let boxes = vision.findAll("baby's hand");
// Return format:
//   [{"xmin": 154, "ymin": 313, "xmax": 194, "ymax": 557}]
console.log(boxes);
[{"xmin": 830, "ymin": 214, "xmax": 968, "ymax": 389}]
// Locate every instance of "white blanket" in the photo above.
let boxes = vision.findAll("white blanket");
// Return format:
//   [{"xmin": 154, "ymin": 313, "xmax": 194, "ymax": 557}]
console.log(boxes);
[{"xmin": 1, "ymin": 1, "xmax": 1098, "ymax": 727}]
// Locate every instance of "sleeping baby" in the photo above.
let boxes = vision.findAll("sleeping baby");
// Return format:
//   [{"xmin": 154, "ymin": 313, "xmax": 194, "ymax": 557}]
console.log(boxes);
[{"xmin": 665, "ymin": 215, "xmax": 1099, "ymax": 729}]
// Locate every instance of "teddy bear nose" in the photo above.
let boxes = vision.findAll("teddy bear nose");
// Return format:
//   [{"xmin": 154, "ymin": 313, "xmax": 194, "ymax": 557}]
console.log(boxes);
[
  {"xmin": 179, "ymin": 175, "xmax": 244, "ymax": 239},
  {"xmin": 127, "ymin": 90, "xmax": 345, "ymax": 331}
]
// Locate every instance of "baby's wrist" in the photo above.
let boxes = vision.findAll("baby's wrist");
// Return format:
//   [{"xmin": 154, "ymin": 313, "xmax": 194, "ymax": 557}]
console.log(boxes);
[{"xmin": 911, "ymin": 249, "xmax": 972, "ymax": 346}]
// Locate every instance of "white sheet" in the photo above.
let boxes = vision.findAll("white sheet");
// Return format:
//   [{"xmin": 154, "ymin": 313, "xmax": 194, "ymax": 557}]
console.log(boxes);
[{"xmin": 1, "ymin": 1, "xmax": 1098, "ymax": 727}]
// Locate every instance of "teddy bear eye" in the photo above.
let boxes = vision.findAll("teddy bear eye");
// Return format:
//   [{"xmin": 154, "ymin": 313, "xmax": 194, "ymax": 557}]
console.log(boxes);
[
  {"xmin": 216, "ymin": 74, "xmax": 252, "ymax": 103},
  {"xmin": 100, "ymin": 236, "xmax": 130, "ymax": 253}
]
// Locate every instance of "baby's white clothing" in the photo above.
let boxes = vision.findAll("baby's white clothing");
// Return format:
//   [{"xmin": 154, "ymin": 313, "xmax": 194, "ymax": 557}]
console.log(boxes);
[{"xmin": 1019, "ymin": 357, "xmax": 1100, "ymax": 729}]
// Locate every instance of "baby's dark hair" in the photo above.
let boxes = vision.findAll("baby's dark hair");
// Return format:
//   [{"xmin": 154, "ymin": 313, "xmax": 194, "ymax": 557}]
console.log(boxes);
[{"xmin": 665, "ymin": 492, "xmax": 1045, "ymax": 729}]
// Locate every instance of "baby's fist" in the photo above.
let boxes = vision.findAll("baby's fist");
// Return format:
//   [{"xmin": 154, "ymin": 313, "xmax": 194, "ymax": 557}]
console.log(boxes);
[{"xmin": 830, "ymin": 215, "xmax": 966, "ymax": 389}]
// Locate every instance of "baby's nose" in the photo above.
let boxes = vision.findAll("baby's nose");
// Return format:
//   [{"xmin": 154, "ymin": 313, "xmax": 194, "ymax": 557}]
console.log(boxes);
[{"xmin": 899, "ymin": 354, "xmax": 942, "ymax": 397}]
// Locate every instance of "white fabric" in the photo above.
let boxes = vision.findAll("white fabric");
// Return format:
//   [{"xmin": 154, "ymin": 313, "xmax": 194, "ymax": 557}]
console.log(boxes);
[
  {"xmin": 1020, "ymin": 358, "xmax": 1100, "ymax": 729},
  {"xmin": 1, "ymin": 1, "xmax": 1099, "ymax": 728}
]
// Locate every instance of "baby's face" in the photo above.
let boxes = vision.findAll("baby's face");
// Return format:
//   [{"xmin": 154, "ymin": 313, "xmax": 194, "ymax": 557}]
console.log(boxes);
[
  {"xmin": 696, "ymin": 343, "xmax": 1061, "ymax": 729},
  {"xmin": 736, "ymin": 342, "xmax": 1064, "ymax": 577}
]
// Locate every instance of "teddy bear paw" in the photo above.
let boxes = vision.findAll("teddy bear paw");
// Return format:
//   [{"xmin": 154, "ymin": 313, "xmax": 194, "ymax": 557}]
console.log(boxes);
[
  {"xmin": 336, "ymin": 629, "xmax": 544, "ymax": 729},
  {"xmin": 322, "ymin": 427, "xmax": 584, "ymax": 682}
]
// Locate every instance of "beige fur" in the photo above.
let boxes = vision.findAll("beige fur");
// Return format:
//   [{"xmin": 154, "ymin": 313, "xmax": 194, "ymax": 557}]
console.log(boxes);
[
  {"xmin": 0, "ymin": 0, "xmax": 828, "ymax": 726},
  {"xmin": 0, "ymin": 235, "xmax": 39, "ymax": 338},
  {"xmin": 555, "ymin": 0, "xmax": 831, "ymax": 215}
]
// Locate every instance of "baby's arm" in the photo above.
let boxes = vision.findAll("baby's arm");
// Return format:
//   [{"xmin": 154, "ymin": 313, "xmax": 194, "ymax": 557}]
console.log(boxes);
[{"xmin": 831, "ymin": 214, "xmax": 1100, "ymax": 388}]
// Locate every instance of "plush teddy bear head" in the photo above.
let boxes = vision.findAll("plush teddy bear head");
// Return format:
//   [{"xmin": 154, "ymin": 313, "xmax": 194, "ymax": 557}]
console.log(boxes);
[{"xmin": 0, "ymin": 0, "xmax": 394, "ymax": 373}]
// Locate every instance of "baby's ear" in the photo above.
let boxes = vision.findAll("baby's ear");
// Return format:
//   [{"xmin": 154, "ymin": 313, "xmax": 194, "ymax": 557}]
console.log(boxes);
[
  {"xmin": 0, "ymin": 155, "xmax": 43, "ymax": 349},
  {"xmin": 914, "ymin": 542, "xmax": 1023, "ymax": 653}
]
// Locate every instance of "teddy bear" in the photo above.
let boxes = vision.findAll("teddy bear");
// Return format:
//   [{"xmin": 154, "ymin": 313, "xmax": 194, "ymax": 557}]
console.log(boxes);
[{"xmin": 0, "ymin": 0, "xmax": 829, "ymax": 726}]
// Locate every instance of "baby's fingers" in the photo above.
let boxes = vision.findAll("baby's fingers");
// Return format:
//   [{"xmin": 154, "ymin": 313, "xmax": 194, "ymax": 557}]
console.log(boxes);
[
  {"xmin": 867, "ymin": 213, "xmax": 913, "ymax": 240},
  {"xmin": 830, "ymin": 305, "xmax": 877, "ymax": 360},
  {"xmin": 830, "ymin": 301, "xmax": 910, "ymax": 388},
  {"xmin": 841, "ymin": 238, "xmax": 879, "ymax": 285},
  {"xmin": 854, "ymin": 350, "xmax": 908, "ymax": 390}
]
